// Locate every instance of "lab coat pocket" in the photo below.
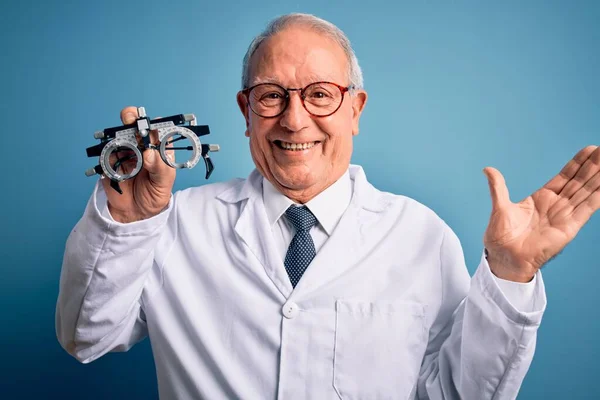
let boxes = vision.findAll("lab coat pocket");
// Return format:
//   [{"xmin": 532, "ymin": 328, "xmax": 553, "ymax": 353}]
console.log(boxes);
[{"xmin": 333, "ymin": 300, "xmax": 427, "ymax": 400}]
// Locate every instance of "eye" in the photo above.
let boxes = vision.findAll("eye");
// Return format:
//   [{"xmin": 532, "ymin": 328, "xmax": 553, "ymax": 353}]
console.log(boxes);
[
  {"xmin": 262, "ymin": 92, "xmax": 283, "ymax": 100},
  {"xmin": 306, "ymin": 86, "xmax": 334, "ymax": 99}
]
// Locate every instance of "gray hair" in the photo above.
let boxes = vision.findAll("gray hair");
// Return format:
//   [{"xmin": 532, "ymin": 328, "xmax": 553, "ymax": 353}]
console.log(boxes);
[{"xmin": 241, "ymin": 13, "xmax": 364, "ymax": 90}]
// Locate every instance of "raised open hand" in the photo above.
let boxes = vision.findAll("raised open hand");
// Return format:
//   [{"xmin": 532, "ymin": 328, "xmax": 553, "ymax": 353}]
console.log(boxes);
[{"xmin": 482, "ymin": 145, "xmax": 600, "ymax": 282}]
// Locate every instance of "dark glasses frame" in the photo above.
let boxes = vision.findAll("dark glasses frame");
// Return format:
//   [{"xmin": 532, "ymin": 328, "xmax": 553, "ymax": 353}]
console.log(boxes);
[{"xmin": 241, "ymin": 81, "xmax": 354, "ymax": 118}]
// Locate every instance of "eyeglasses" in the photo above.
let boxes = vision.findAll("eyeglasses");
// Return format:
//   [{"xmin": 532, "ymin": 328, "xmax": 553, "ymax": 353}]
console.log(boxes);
[{"xmin": 242, "ymin": 81, "xmax": 353, "ymax": 118}]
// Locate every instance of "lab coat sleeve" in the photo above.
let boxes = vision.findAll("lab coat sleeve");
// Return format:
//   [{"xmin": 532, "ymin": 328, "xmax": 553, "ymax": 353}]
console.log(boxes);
[
  {"xmin": 417, "ymin": 224, "xmax": 546, "ymax": 399},
  {"xmin": 55, "ymin": 181, "xmax": 173, "ymax": 363}
]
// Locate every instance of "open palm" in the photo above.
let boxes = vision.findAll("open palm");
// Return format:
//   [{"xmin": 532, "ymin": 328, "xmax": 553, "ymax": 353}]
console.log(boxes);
[{"xmin": 483, "ymin": 145, "xmax": 600, "ymax": 282}]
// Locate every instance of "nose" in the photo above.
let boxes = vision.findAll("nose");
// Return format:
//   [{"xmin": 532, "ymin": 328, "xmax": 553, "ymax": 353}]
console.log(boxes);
[{"xmin": 279, "ymin": 90, "xmax": 310, "ymax": 132}]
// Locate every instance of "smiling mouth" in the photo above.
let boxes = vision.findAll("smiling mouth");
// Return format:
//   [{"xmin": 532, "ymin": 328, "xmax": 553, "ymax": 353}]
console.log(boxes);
[{"xmin": 274, "ymin": 140, "xmax": 321, "ymax": 151}]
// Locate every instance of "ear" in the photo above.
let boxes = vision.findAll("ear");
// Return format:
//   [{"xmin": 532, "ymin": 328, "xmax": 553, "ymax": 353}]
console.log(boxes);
[
  {"xmin": 351, "ymin": 90, "xmax": 368, "ymax": 136},
  {"xmin": 237, "ymin": 91, "xmax": 251, "ymax": 137}
]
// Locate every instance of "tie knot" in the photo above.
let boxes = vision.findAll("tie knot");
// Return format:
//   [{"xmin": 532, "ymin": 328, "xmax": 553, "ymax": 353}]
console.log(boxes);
[{"xmin": 285, "ymin": 205, "xmax": 318, "ymax": 232}]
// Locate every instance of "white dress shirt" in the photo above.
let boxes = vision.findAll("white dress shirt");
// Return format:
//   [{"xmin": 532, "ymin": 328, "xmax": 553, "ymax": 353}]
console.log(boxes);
[
  {"xmin": 263, "ymin": 169, "xmax": 352, "ymax": 259},
  {"xmin": 57, "ymin": 165, "xmax": 546, "ymax": 399}
]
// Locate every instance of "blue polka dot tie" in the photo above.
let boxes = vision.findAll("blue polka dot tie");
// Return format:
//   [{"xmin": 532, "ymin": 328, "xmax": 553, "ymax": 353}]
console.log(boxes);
[{"xmin": 284, "ymin": 205, "xmax": 318, "ymax": 288}]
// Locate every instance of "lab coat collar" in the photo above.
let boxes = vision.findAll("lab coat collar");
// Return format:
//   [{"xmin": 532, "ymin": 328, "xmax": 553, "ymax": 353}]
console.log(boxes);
[
  {"xmin": 216, "ymin": 169, "xmax": 262, "ymax": 204},
  {"xmin": 261, "ymin": 178, "xmax": 294, "ymax": 228},
  {"xmin": 216, "ymin": 164, "xmax": 389, "ymax": 213}
]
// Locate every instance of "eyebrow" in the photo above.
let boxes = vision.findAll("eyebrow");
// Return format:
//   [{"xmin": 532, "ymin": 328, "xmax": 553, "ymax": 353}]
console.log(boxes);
[
  {"xmin": 250, "ymin": 76, "xmax": 279, "ymax": 86},
  {"xmin": 250, "ymin": 73, "xmax": 341, "ymax": 87}
]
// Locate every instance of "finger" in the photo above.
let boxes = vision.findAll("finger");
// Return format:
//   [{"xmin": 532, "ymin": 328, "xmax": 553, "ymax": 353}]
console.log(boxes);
[
  {"xmin": 483, "ymin": 167, "xmax": 511, "ymax": 210},
  {"xmin": 544, "ymin": 145, "xmax": 598, "ymax": 194},
  {"xmin": 145, "ymin": 128, "xmax": 175, "ymax": 167},
  {"xmin": 559, "ymin": 146, "xmax": 600, "ymax": 200},
  {"xmin": 149, "ymin": 117, "xmax": 162, "ymax": 146},
  {"xmin": 569, "ymin": 170, "xmax": 600, "ymax": 209},
  {"xmin": 120, "ymin": 106, "xmax": 139, "ymax": 125},
  {"xmin": 142, "ymin": 148, "xmax": 176, "ymax": 188},
  {"xmin": 153, "ymin": 128, "xmax": 177, "ymax": 164},
  {"xmin": 163, "ymin": 132, "xmax": 176, "ymax": 161},
  {"xmin": 141, "ymin": 126, "xmax": 172, "ymax": 178},
  {"xmin": 142, "ymin": 145, "xmax": 171, "ymax": 176},
  {"xmin": 572, "ymin": 188, "xmax": 600, "ymax": 228}
]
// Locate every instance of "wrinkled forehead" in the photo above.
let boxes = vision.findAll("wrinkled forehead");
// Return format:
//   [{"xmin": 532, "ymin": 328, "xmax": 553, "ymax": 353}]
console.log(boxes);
[{"xmin": 248, "ymin": 26, "xmax": 348, "ymax": 88}]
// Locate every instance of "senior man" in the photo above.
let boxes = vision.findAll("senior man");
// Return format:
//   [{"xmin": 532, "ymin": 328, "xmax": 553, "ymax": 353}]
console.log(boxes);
[{"xmin": 56, "ymin": 13, "xmax": 600, "ymax": 399}]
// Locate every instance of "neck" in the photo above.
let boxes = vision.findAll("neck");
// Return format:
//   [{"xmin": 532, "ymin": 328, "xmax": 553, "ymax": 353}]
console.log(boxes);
[
  {"xmin": 269, "ymin": 173, "xmax": 345, "ymax": 204},
  {"xmin": 276, "ymin": 184, "xmax": 326, "ymax": 204}
]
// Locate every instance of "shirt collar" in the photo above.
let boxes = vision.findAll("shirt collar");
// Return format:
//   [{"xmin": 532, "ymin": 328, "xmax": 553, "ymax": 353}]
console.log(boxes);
[{"xmin": 262, "ymin": 170, "xmax": 352, "ymax": 236}]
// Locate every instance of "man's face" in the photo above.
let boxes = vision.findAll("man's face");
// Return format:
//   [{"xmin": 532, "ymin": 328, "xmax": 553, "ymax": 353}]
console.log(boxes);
[{"xmin": 237, "ymin": 25, "xmax": 367, "ymax": 203}]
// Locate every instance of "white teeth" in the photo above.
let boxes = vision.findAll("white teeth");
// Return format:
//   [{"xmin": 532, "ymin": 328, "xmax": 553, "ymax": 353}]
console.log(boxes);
[{"xmin": 279, "ymin": 141, "xmax": 316, "ymax": 151}]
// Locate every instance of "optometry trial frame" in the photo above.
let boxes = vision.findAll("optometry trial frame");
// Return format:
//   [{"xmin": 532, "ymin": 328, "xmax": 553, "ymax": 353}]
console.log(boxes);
[{"xmin": 85, "ymin": 107, "xmax": 220, "ymax": 194}]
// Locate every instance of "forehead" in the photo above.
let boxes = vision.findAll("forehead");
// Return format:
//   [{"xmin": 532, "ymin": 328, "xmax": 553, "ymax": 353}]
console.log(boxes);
[{"xmin": 248, "ymin": 26, "xmax": 348, "ymax": 87}]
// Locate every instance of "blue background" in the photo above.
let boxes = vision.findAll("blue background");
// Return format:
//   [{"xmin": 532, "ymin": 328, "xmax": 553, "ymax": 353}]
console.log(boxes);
[{"xmin": 1, "ymin": 0, "xmax": 598, "ymax": 398}]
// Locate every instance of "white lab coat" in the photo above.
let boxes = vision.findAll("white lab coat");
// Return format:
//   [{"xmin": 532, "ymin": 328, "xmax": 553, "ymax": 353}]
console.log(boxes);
[{"xmin": 56, "ymin": 165, "xmax": 546, "ymax": 399}]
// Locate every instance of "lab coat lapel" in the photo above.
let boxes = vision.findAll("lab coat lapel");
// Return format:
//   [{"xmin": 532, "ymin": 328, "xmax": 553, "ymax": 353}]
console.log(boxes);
[
  {"xmin": 227, "ymin": 170, "xmax": 293, "ymax": 299},
  {"xmin": 292, "ymin": 166, "xmax": 386, "ymax": 296},
  {"xmin": 291, "ymin": 201, "xmax": 362, "ymax": 295}
]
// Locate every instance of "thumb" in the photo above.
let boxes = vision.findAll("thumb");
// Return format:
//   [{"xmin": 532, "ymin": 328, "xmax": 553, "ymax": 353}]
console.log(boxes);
[
  {"xmin": 120, "ymin": 106, "xmax": 139, "ymax": 125},
  {"xmin": 483, "ymin": 167, "xmax": 511, "ymax": 210}
]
